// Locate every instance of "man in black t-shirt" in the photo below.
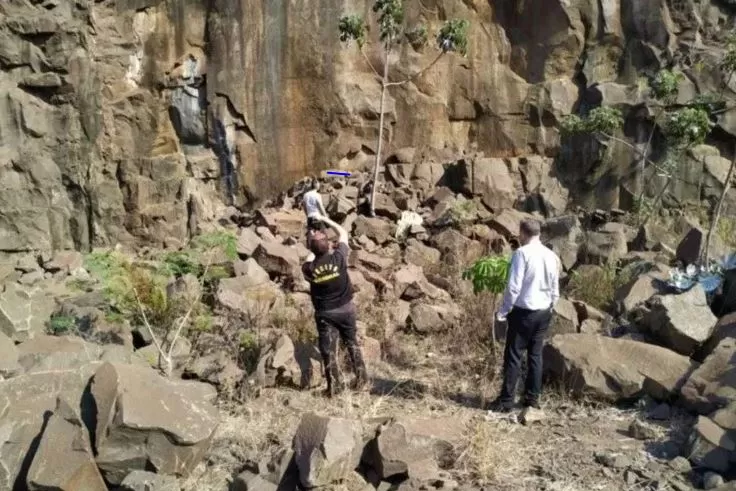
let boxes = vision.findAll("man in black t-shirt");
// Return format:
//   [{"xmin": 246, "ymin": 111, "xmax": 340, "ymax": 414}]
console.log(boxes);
[{"xmin": 302, "ymin": 215, "xmax": 368, "ymax": 397}]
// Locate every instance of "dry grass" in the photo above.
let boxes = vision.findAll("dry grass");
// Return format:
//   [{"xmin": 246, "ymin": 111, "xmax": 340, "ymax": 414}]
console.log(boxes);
[{"xmin": 566, "ymin": 263, "xmax": 632, "ymax": 312}]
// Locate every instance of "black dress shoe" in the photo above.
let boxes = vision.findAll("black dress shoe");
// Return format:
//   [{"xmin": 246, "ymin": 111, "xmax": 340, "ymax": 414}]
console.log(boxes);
[
  {"xmin": 487, "ymin": 398, "xmax": 513, "ymax": 413},
  {"xmin": 523, "ymin": 399, "xmax": 541, "ymax": 409}
]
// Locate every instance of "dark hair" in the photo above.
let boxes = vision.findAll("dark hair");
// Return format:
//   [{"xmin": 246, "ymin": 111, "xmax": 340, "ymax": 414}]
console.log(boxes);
[
  {"xmin": 519, "ymin": 219, "xmax": 541, "ymax": 237},
  {"xmin": 308, "ymin": 231, "xmax": 330, "ymax": 256}
]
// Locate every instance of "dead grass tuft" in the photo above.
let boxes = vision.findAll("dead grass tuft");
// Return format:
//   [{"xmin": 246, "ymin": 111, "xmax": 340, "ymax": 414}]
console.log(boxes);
[
  {"xmin": 456, "ymin": 418, "xmax": 529, "ymax": 485},
  {"xmin": 566, "ymin": 263, "xmax": 632, "ymax": 312}
]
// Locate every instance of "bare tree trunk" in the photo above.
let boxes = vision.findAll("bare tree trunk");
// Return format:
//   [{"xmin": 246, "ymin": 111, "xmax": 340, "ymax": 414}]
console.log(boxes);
[
  {"xmin": 489, "ymin": 294, "xmax": 497, "ymax": 357},
  {"xmin": 369, "ymin": 43, "xmax": 391, "ymax": 217},
  {"xmin": 641, "ymin": 174, "xmax": 673, "ymax": 227},
  {"xmin": 635, "ymin": 115, "xmax": 659, "ymax": 206},
  {"xmin": 703, "ymin": 148, "xmax": 736, "ymax": 267}
]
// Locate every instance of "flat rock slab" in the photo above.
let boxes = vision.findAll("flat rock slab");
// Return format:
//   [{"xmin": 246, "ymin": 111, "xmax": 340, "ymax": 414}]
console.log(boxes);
[
  {"xmin": 0, "ymin": 331, "xmax": 19, "ymax": 376},
  {"xmin": 544, "ymin": 334, "xmax": 698, "ymax": 402},
  {"xmin": 92, "ymin": 362, "xmax": 219, "ymax": 485},
  {"xmin": 0, "ymin": 365, "xmax": 100, "ymax": 490},
  {"xmin": 363, "ymin": 416, "xmax": 466, "ymax": 480},
  {"xmin": 26, "ymin": 397, "xmax": 107, "ymax": 491}
]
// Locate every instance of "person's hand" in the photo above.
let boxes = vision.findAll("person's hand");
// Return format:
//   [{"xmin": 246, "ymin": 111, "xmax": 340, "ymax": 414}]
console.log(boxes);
[{"xmin": 495, "ymin": 312, "xmax": 507, "ymax": 323}]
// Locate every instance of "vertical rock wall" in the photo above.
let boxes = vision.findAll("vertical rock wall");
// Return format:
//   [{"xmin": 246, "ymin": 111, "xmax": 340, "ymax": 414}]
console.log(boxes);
[{"xmin": 0, "ymin": 0, "xmax": 735, "ymax": 252}]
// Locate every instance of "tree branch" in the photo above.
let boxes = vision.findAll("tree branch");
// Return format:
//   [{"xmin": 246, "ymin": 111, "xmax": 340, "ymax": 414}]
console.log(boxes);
[
  {"xmin": 385, "ymin": 52, "xmax": 445, "ymax": 87},
  {"xmin": 598, "ymin": 132, "xmax": 660, "ymax": 168},
  {"xmin": 166, "ymin": 255, "xmax": 212, "ymax": 360},
  {"xmin": 359, "ymin": 47, "xmax": 382, "ymax": 81}
]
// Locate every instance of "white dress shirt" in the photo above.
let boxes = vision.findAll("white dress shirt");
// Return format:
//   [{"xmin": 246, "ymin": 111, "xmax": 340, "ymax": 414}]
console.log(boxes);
[
  {"xmin": 303, "ymin": 190, "xmax": 324, "ymax": 218},
  {"xmin": 497, "ymin": 237, "xmax": 560, "ymax": 320}
]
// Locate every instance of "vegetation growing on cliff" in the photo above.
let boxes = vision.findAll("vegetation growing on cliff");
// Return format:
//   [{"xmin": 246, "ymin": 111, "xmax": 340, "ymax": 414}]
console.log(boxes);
[{"xmin": 338, "ymin": 0, "xmax": 469, "ymax": 217}]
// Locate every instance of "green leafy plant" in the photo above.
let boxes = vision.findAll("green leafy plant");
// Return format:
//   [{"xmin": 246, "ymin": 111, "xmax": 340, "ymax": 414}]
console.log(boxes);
[
  {"xmin": 190, "ymin": 231, "xmax": 238, "ymax": 261},
  {"xmin": 462, "ymin": 255, "xmax": 511, "ymax": 353},
  {"xmin": 662, "ymin": 107, "xmax": 712, "ymax": 149},
  {"xmin": 650, "ymin": 70, "xmax": 682, "ymax": 103},
  {"xmin": 47, "ymin": 314, "xmax": 77, "ymax": 335},
  {"xmin": 559, "ymin": 106, "xmax": 623, "ymax": 135},
  {"xmin": 339, "ymin": 1, "xmax": 469, "ymax": 217}
]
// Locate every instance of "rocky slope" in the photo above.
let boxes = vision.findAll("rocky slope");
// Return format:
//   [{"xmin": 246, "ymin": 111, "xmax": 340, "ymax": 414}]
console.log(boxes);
[
  {"xmin": 1, "ymin": 168, "xmax": 735, "ymax": 490},
  {"xmin": 2, "ymin": 0, "xmax": 736, "ymax": 251}
]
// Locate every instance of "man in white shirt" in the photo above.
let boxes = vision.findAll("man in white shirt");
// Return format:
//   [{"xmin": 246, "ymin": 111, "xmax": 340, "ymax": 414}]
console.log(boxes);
[
  {"xmin": 302, "ymin": 178, "xmax": 328, "ymax": 231},
  {"xmin": 490, "ymin": 219, "xmax": 560, "ymax": 413}
]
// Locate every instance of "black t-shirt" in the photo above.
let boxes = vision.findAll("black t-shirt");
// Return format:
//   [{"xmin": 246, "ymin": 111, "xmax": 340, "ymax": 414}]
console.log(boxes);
[{"xmin": 302, "ymin": 243, "xmax": 354, "ymax": 312}]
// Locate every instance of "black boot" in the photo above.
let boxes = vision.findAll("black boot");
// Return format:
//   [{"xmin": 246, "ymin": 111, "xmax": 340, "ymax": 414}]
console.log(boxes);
[
  {"xmin": 346, "ymin": 343, "xmax": 369, "ymax": 391},
  {"xmin": 322, "ymin": 355, "xmax": 344, "ymax": 398}
]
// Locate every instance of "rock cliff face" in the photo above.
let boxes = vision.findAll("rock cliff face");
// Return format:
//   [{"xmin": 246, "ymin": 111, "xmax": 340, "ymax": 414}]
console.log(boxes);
[{"xmin": 1, "ymin": 0, "xmax": 735, "ymax": 251}]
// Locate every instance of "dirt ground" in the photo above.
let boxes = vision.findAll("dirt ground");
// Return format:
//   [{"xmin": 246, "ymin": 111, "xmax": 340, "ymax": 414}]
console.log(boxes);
[{"xmin": 181, "ymin": 339, "xmax": 697, "ymax": 491}]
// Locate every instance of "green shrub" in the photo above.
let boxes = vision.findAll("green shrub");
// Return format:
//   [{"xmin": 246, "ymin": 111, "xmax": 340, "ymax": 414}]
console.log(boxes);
[{"xmin": 47, "ymin": 314, "xmax": 77, "ymax": 335}]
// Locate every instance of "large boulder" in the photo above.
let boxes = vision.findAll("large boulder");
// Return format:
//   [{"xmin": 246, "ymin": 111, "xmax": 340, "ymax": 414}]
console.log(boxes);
[
  {"xmin": 680, "ymin": 338, "xmax": 736, "ymax": 415},
  {"xmin": 233, "ymin": 257, "xmax": 270, "ymax": 283},
  {"xmin": 403, "ymin": 240, "xmax": 441, "ymax": 270},
  {"xmin": 429, "ymin": 228, "xmax": 484, "ymax": 265},
  {"xmin": 581, "ymin": 229, "xmax": 628, "ymax": 265},
  {"xmin": 16, "ymin": 334, "xmax": 103, "ymax": 373},
  {"xmin": 237, "ymin": 228, "xmax": 263, "ymax": 257},
  {"xmin": 252, "ymin": 242, "xmax": 301, "ymax": 278},
  {"xmin": 687, "ymin": 415, "xmax": 736, "ymax": 474},
  {"xmin": 353, "ymin": 216, "xmax": 394, "ymax": 245},
  {"xmin": 354, "ymin": 250, "xmax": 395, "ymax": 272},
  {"xmin": 699, "ymin": 312, "xmax": 736, "ymax": 360},
  {"xmin": 256, "ymin": 209, "xmax": 304, "ymax": 239},
  {"xmin": 91, "ymin": 363, "xmax": 219, "ymax": 484},
  {"xmin": 542, "ymin": 215, "xmax": 582, "ymax": 271},
  {"xmin": 549, "ymin": 298, "xmax": 579, "ymax": 337},
  {"xmin": 0, "ymin": 365, "xmax": 100, "ymax": 490},
  {"xmin": 42, "ymin": 251, "xmax": 84, "ymax": 275},
  {"xmin": 544, "ymin": 334, "xmax": 698, "ymax": 402},
  {"xmin": 363, "ymin": 417, "xmax": 465, "ymax": 480},
  {"xmin": 488, "ymin": 209, "xmax": 535, "ymax": 239},
  {"xmin": 392, "ymin": 265, "xmax": 449, "ymax": 302},
  {"xmin": 639, "ymin": 287, "xmax": 719, "ymax": 356},
  {"xmin": 292, "ymin": 413, "xmax": 363, "ymax": 488},
  {"xmin": 26, "ymin": 397, "xmax": 107, "ymax": 491},
  {"xmin": 407, "ymin": 302, "xmax": 461, "ymax": 334},
  {"xmin": 216, "ymin": 277, "xmax": 285, "ymax": 318},
  {"xmin": 470, "ymin": 158, "xmax": 518, "ymax": 211},
  {"xmin": 255, "ymin": 335, "xmax": 322, "ymax": 389},
  {"xmin": 613, "ymin": 263, "xmax": 669, "ymax": 315}
]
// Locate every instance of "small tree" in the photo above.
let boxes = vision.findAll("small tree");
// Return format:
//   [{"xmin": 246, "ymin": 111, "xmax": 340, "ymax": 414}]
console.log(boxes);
[
  {"xmin": 560, "ymin": 76, "xmax": 713, "ymax": 225},
  {"xmin": 339, "ymin": 1, "xmax": 469, "ymax": 216},
  {"xmin": 462, "ymin": 255, "xmax": 511, "ymax": 356},
  {"xmin": 702, "ymin": 34, "xmax": 736, "ymax": 267},
  {"xmin": 92, "ymin": 233, "xmax": 236, "ymax": 377}
]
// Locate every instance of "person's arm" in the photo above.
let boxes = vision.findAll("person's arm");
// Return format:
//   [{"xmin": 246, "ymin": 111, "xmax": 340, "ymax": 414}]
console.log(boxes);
[
  {"xmin": 549, "ymin": 256, "xmax": 561, "ymax": 308},
  {"xmin": 315, "ymin": 214, "xmax": 348, "ymax": 245},
  {"xmin": 497, "ymin": 250, "xmax": 525, "ymax": 321}
]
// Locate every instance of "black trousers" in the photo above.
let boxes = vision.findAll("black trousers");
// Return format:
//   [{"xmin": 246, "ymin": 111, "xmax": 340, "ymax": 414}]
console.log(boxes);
[
  {"xmin": 499, "ymin": 306, "xmax": 553, "ymax": 406},
  {"xmin": 314, "ymin": 302, "xmax": 367, "ymax": 390}
]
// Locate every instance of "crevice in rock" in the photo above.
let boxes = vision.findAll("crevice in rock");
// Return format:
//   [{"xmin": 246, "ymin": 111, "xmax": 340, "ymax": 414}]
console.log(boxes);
[{"xmin": 213, "ymin": 91, "xmax": 256, "ymax": 143}]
